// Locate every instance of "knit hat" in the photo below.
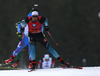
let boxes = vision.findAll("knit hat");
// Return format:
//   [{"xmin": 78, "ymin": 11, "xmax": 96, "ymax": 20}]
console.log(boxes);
[
  {"xmin": 32, "ymin": 11, "xmax": 39, "ymax": 16},
  {"xmin": 44, "ymin": 54, "xmax": 49, "ymax": 59}
]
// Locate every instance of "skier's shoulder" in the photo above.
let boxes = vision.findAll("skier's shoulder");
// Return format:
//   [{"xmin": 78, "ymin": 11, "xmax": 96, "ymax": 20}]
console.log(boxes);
[
  {"xmin": 38, "ymin": 16, "xmax": 45, "ymax": 19},
  {"xmin": 38, "ymin": 16, "xmax": 46, "ymax": 23},
  {"xmin": 49, "ymin": 57, "xmax": 52, "ymax": 61}
]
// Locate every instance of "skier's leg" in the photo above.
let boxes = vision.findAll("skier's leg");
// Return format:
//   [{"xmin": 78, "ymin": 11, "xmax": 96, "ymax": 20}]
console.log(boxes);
[
  {"xmin": 28, "ymin": 43, "xmax": 36, "ymax": 70},
  {"xmin": 11, "ymin": 51, "xmax": 23, "ymax": 67},
  {"xmin": 29, "ymin": 43, "xmax": 36, "ymax": 60},
  {"xmin": 28, "ymin": 35, "xmax": 36, "ymax": 70},
  {"xmin": 12, "ymin": 36, "xmax": 29, "ymax": 67},
  {"xmin": 5, "ymin": 37, "xmax": 28, "ymax": 64},
  {"xmin": 47, "ymin": 44, "xmax": 71, "ymax": 67},
  {"xmin": 16, "ymin": 50, "xmax": 23, "ymax": 62},
  {"xmin": 47, "ymin": 44, "xmax": 59, "ymax": 58},
  {"xmin": 38, "ymin": 34, "xmax": 71, "ymax": 67},
  {"xmin": 37, "ymin": 34, "xmax": 59, "ymax": 58}
]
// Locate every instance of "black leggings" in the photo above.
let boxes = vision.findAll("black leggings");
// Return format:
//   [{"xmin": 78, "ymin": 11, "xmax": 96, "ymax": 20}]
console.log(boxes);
[{"xmin": 29, "ymin": 32, "xmax": 49, "ymax": 48}]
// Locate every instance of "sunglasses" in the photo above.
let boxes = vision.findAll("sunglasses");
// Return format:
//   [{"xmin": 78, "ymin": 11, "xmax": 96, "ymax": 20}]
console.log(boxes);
[{"xmin": 32, "ymin": 16, "xmax": 38, "ymax": 18}]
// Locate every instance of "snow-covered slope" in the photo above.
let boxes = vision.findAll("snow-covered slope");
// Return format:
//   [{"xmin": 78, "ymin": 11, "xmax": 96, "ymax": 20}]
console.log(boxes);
[{"xmin": 0, "ymin": 67, "xmax": 100, "ymax": 76}]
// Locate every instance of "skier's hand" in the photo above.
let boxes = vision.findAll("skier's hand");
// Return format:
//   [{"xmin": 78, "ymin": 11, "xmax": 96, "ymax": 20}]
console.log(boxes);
[
  {"xmin": 44, "ymin": 26, "xmax": 49, "ymax": 31},
  {"xmin": 18, "ymin": 33, "xmax": 22, "ymax": 41}
]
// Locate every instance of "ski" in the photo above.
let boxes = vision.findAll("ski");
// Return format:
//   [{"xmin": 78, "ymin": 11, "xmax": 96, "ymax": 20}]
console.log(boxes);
[
  {"xmin": 0, "ymin": 61, "xmax": 16, "ymax": 67},
  {"xmin": 72, "ymin": 66, "xmax": 83, "ymax": 69},
  {"xmin": 0, "ymin": 66, "xmax": 20, "ymax": 70},
  {"xmin": 0, "ymin": 63, "xmax": 12, "ymax": 67},
  {"xmin": 62, "ymin": 66, "xmax": 83, "ymax": 69}
]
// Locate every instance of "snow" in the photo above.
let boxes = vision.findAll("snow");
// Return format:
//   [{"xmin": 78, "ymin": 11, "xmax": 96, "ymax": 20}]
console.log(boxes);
[{"xmin": 0, "ymin": 67, "xmax": 100, "ymax": 76}]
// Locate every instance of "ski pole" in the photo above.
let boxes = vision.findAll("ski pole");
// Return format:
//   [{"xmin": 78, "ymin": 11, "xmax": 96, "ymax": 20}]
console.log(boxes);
[{"xmin": 47, "ymin": 31, "xmax": 59, "ymax": 46}]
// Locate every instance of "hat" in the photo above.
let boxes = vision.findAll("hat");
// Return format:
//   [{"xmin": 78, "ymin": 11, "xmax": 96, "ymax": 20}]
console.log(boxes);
[
  {"xmin": 32, "ymin": 11, "xmax": 39, "ymax": 16},
  {"xmin": 44, "ymin": 54, "xmax": 49, "ymax": 59}
]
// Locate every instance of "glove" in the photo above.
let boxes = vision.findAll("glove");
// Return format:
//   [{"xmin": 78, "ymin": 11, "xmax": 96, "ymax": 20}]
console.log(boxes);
[
  {"xmin": 18, "ymin": 33, "xmax": 22, "ymax": 41},
  {"xmin": 44, "ymin": 26, "xmax": 49, "ymax": 31}
]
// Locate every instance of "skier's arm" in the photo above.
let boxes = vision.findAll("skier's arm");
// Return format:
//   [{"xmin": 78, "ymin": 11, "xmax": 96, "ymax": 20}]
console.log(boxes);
[
  {"xmin": 17, "ymin": 22, "xmax": 25, "ymax": 40},
  {"xmin": 17, "ymin": 24, "xmax": 23, "ymax": 41},
  {"xmin": 44, "ymin": 19, "xmax": 48, "ymax": 27},
  {"xmin": 17, "ymin": 24, "xmax": 22, "ymax": 34},
  {"xmin": 52, "ymin": 59, "xmax": 55, "ymax": 68},
  {"xmin": 20, "ymin": 17, "xmax": 30, "ymax": 28}
]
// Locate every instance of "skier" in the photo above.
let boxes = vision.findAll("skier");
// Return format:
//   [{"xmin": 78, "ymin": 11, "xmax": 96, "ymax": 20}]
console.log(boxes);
[
  {"xmin": 4, "ymin": 9, "xmax": 36, "ymax": 67},
  {"xmin": 38, "ymin": 54, "xmax": 55, "ymax": 69},
  {"xmin": 4, "ymin": 21, "xmax": 31, "ymax": 67},
  {"xmin": 4, "ymin": 10, "xmax": 44, "ymax": 68},
  {"xmin": 20, "ymin": 9, "xmax": 71, "ymax": 71}
]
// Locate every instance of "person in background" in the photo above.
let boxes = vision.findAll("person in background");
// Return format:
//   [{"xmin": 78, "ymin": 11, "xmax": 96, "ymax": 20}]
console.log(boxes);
[{"xmin": 38, "ymin": 54, "xmax": 55, "ymax": 69}]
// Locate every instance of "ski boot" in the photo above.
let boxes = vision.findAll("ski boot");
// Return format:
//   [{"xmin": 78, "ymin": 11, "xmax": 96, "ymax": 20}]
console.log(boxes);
[
  {"xmin": 63, "ymin": 61, "xmax": 71, "ymax": 68},
  {"xmin": 28, "ymin": 60, "xmax": 36, "ymax": 72},
  {"xmin": 28, "ymin": 61, "xmax": 33, "ymax": 69},
  {"xmin": 12, "ymin": 62, "xmax": 18, "ymax": 68},
  {"xmin": 57, "ymin": 57, "xmax": 71, "ymax": 68},
  {"xmin": 4, "ymin": 54, "xmax": 15, "ymax": 64},
  {"xmin": 5, "ymin": 57, "xmax": 12, "ymax": 64}
]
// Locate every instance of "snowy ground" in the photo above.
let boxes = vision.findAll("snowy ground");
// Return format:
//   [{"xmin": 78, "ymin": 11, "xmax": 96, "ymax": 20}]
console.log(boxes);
[{"xmin": 0, "ymin": 67, "xmax": 100, "ymax": 76}]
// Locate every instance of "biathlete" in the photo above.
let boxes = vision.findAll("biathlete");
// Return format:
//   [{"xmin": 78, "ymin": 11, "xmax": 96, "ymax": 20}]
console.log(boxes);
[
  {"xmin": 20, "ymin": 9, "xmax": 71, "ymax": 71},
  {"xmin": 38, "ymin": 54, "xmax": 55, "ymax": 69},
  {"xmin": 4, "ymin": 11, "xmax": 44, "ymax": 68},
  {"xmin": 4, "ymin": 23, "xmax": 31, "ymax": 67},
  {"xmin": 4, "ymin": 12, "xmax": 32, "ymax": 67}
]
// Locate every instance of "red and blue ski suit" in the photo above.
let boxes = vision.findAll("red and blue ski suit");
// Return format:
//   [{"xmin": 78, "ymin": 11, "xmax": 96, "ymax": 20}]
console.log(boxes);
[{"xmin": 11, "ymin": 13, "xmax": 32, "ymax": 60}]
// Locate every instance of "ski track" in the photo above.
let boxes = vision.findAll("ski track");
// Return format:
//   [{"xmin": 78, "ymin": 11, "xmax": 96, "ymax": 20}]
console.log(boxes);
[{"xmin": 0, "ymin": 67, "xmax": 100, "ymax": 76}]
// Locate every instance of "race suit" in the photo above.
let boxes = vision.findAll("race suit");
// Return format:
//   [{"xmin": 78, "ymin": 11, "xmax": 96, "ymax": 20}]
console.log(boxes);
[{"xmin": 19, "ymin": 15, "xmax": 59, "ymax": 60}]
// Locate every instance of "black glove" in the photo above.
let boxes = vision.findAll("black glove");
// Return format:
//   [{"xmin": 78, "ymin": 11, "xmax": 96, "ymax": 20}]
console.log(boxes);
[
  {"xmin": 44, "ymin": 26, "xmax": 49, "ymax": 31},
  {"xmin": 18, "ymin": 33, "xmax": 22, "ymax": 41}
]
